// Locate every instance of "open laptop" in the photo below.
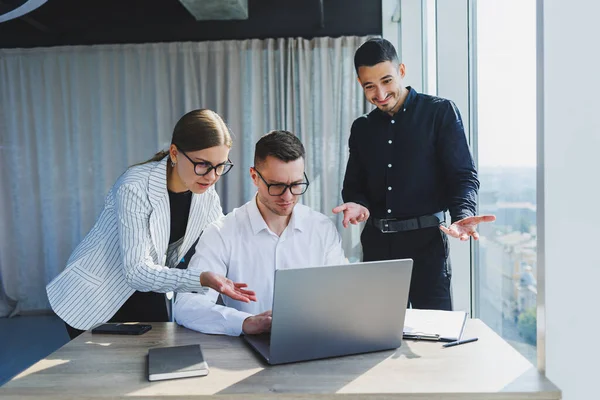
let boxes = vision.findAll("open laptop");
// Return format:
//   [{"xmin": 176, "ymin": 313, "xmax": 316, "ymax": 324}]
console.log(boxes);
[{"xmin": 243, "ymin": 259, "xmax": 413, "ymax": 365}]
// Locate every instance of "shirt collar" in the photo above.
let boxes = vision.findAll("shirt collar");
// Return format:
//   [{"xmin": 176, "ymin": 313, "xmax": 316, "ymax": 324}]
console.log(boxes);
[
  {"xmin": 403, "ymin": 86, "xmax": 417, "ymax": 110},
  {"xmin": 248, "ymin": 195, "xmax": 270, "ymax": 235},
  {"xmin": 373, "ymin": 86, "xmax": 417, "ymax": 119},
  {"xmin": 247, "ymin": 194, "xmax": 306, "ymax": 235},
  {"xmin": 288, "ymin": 202, "xmax": 307, "ymax": 232}
]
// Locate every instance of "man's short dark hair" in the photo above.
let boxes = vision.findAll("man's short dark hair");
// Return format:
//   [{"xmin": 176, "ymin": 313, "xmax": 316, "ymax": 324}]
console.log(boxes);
[
  {"xmin": 354, "ymin": 38, "xmax": 399, "ymax": 74},
  {"xmin": 254, "ymin": 130, "xmax": 305, "ymax": 167}
]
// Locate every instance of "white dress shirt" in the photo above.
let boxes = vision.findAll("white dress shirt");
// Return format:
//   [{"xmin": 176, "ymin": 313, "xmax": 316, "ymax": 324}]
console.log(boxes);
[{"xmin": 174, "ymin": 196, "xmax": 347, "ymax": 336}]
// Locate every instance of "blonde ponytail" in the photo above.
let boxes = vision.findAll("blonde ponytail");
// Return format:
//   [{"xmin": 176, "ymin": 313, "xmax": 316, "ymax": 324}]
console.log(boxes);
[{"xmin": 131, "ymin": 149, "xmax": 170, "ymax": 167}]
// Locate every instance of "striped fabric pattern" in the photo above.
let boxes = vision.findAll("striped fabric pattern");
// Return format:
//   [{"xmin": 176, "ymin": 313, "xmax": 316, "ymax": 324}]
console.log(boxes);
[{"xmin": 46, "ymin": 157, "xmax": 222, "ymax": 330}]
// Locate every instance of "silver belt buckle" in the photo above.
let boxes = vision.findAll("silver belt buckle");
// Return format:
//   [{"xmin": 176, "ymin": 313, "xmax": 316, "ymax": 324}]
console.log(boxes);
[{"xmin": 380, "ymin": 219, "xmax": 398, "ymax": 234}]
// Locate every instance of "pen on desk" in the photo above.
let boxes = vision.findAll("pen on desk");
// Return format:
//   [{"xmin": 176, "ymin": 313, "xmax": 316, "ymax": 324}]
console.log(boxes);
[{"xmin": 442, "ymin": 337, "xmax": 478, "ymax": 348}]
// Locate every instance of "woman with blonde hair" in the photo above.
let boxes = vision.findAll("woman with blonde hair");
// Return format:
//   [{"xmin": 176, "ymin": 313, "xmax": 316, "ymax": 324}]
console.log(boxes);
[{"xmin": 47, "ymin": 109, "xmax": 255, "ymax": 339}]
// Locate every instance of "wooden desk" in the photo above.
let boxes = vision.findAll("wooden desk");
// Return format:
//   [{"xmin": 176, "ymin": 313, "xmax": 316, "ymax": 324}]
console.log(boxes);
[{"xmin": 0, "ymin": 319, "xmax": 560, "ymax": 399}]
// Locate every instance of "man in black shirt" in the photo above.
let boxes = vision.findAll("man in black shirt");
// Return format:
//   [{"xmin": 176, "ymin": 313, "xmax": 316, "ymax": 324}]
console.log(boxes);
[{"xmin": 334, "ymin": 38, "xmax": 495, "ymax": 310}]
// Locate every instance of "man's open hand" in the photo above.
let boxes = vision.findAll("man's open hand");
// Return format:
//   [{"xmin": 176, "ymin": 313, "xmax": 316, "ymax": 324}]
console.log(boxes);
[
  {"xmin": 332, "ymin": 202, "xmax": 370, "ymax": 228},
  {"xmin": 439, "ymin": 215, "xmax": 496, "ymax": 241}
]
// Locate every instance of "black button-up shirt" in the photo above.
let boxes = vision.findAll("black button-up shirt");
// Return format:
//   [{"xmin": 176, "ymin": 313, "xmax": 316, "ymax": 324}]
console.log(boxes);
[{"xmin": 341, "ymin": 87, "xmax": 479, "ymax": 223}]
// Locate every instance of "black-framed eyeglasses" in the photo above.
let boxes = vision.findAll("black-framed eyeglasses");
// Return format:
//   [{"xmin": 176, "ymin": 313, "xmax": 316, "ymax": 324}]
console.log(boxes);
[
  {"xmin": 178, "ymin": 149, "xmax": 234, "ymax": 176},
  {"xmin": 253, "ymin": 167, "xmax": 310, "ymax": 196}
]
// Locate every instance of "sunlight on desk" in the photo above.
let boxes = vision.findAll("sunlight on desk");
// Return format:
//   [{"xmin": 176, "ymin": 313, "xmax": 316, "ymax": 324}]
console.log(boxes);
[
  {"xmin": 126, "ymin": 367, "xmax": 264, "ymax": 396},
  {"xmin": 12, "ymin": 359, "xmax": 70, "ymax": 381},
  {"xmin": 0, "ymin": 321, "xmax": 559, "ymax": 399},
  {"xmin": 337, "ymin": 338, "xmax": 533, "ymax": 394},
  {"xmin": 84, "ymin": 341, "xmax": 112, "ymax": 347}
]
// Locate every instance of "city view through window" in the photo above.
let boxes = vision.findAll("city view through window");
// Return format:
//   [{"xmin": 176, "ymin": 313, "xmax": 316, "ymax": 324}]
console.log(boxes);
[{"xmin": 475, "ymin": 0, "xmax": 537, "ymax": 364}]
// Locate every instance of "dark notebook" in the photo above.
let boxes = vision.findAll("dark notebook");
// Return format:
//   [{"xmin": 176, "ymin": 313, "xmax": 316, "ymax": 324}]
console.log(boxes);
[{"xmin": 148, "ymin": 344, "xmax": 209, "ymax": 382}]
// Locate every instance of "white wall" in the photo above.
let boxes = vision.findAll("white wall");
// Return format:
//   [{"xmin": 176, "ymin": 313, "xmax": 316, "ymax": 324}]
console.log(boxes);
[
  {"xmin": 382, "ymin": 0, "xmax": 425, "ymax": 92},
  {"xmin": 381, "ymin": 0, "xmax": 401, "ymax": 61},
  {"xmin": 542, "ymin": 1, "xmax": 600, "ymax": 398}
]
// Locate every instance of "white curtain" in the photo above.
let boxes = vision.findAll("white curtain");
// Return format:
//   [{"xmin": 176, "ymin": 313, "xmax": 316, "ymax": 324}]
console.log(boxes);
[{"xmin": 0, "ymin": 37, "xmax": 371, "ymax": 315}]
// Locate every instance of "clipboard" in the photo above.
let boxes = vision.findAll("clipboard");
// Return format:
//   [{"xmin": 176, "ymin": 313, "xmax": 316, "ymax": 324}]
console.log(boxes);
[{"xmin": 403, "ymin": 309, "xmax": 468, "ymax": 342}]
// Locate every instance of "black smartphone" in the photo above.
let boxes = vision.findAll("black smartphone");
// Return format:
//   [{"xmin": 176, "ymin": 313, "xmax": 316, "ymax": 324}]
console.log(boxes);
[{"xmin": 91, "ymin": 323, "xmax": 152, "ymax": 335}]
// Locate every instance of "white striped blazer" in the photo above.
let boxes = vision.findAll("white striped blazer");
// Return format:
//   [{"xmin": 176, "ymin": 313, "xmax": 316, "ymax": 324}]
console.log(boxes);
[{"xmin": 47, "ymin": 157, "xmax": 223, "ymax": 330}]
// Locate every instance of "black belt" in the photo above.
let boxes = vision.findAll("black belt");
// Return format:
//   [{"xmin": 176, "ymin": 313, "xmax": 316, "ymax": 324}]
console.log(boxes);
[{"xmin": 368, "ymin": 211, "xmax": 445, "ymax": 233}]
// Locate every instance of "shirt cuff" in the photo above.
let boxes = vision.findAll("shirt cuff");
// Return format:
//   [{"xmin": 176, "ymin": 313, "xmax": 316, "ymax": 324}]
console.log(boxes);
[
  {"xmin": 227, "ymin": 310, "xmax": 255, "ymax": 336},
  {"xmin": 354, "ymin": 200, "xmax": 370, "ymax": 210},
  {"xmin": 342, "ymin": 192, "xmax": 370, "ymax": 210},
  {"xmin": 452, "ymin": 209, "xmax": 475, "ymax": 224},
  {"xmin": 184, "ymin": 268, "xmax": 209, "ymax": 293}
]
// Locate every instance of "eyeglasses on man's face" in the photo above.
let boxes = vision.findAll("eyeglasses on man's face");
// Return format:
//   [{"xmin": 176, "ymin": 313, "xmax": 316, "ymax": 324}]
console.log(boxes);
[
  {"xmin": 253, "ymin": 167, "xmax": 310, "ymax": 196},
  {"xmin": 177, "ymin": 148, "xmax": 234, "ymax": 176}
]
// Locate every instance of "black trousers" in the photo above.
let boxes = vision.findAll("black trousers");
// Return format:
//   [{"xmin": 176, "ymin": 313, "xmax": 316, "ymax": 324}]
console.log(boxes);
[
  {"xmin": 361, "ymin": 223, "xmax": 452, "ymax": 311},
  {"xmin": 64, "ymin": 290, "xmax": 169, "ymax": 340}
]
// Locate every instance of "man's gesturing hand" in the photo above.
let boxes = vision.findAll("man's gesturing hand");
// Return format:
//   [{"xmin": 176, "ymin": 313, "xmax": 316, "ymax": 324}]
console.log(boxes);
[
  {"xmin": 332, "ymin": 202, "xmax": 370, "ymax": 228},
  {"xmin": 439, "ymin": 215, "xmax": 496, "ymax": 241}
]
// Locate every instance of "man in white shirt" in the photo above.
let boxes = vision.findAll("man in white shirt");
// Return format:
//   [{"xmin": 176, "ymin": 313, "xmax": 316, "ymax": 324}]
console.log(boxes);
[{"xmin": 174, "ymin": 130, "xmax": 347, "ymax": 336}]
